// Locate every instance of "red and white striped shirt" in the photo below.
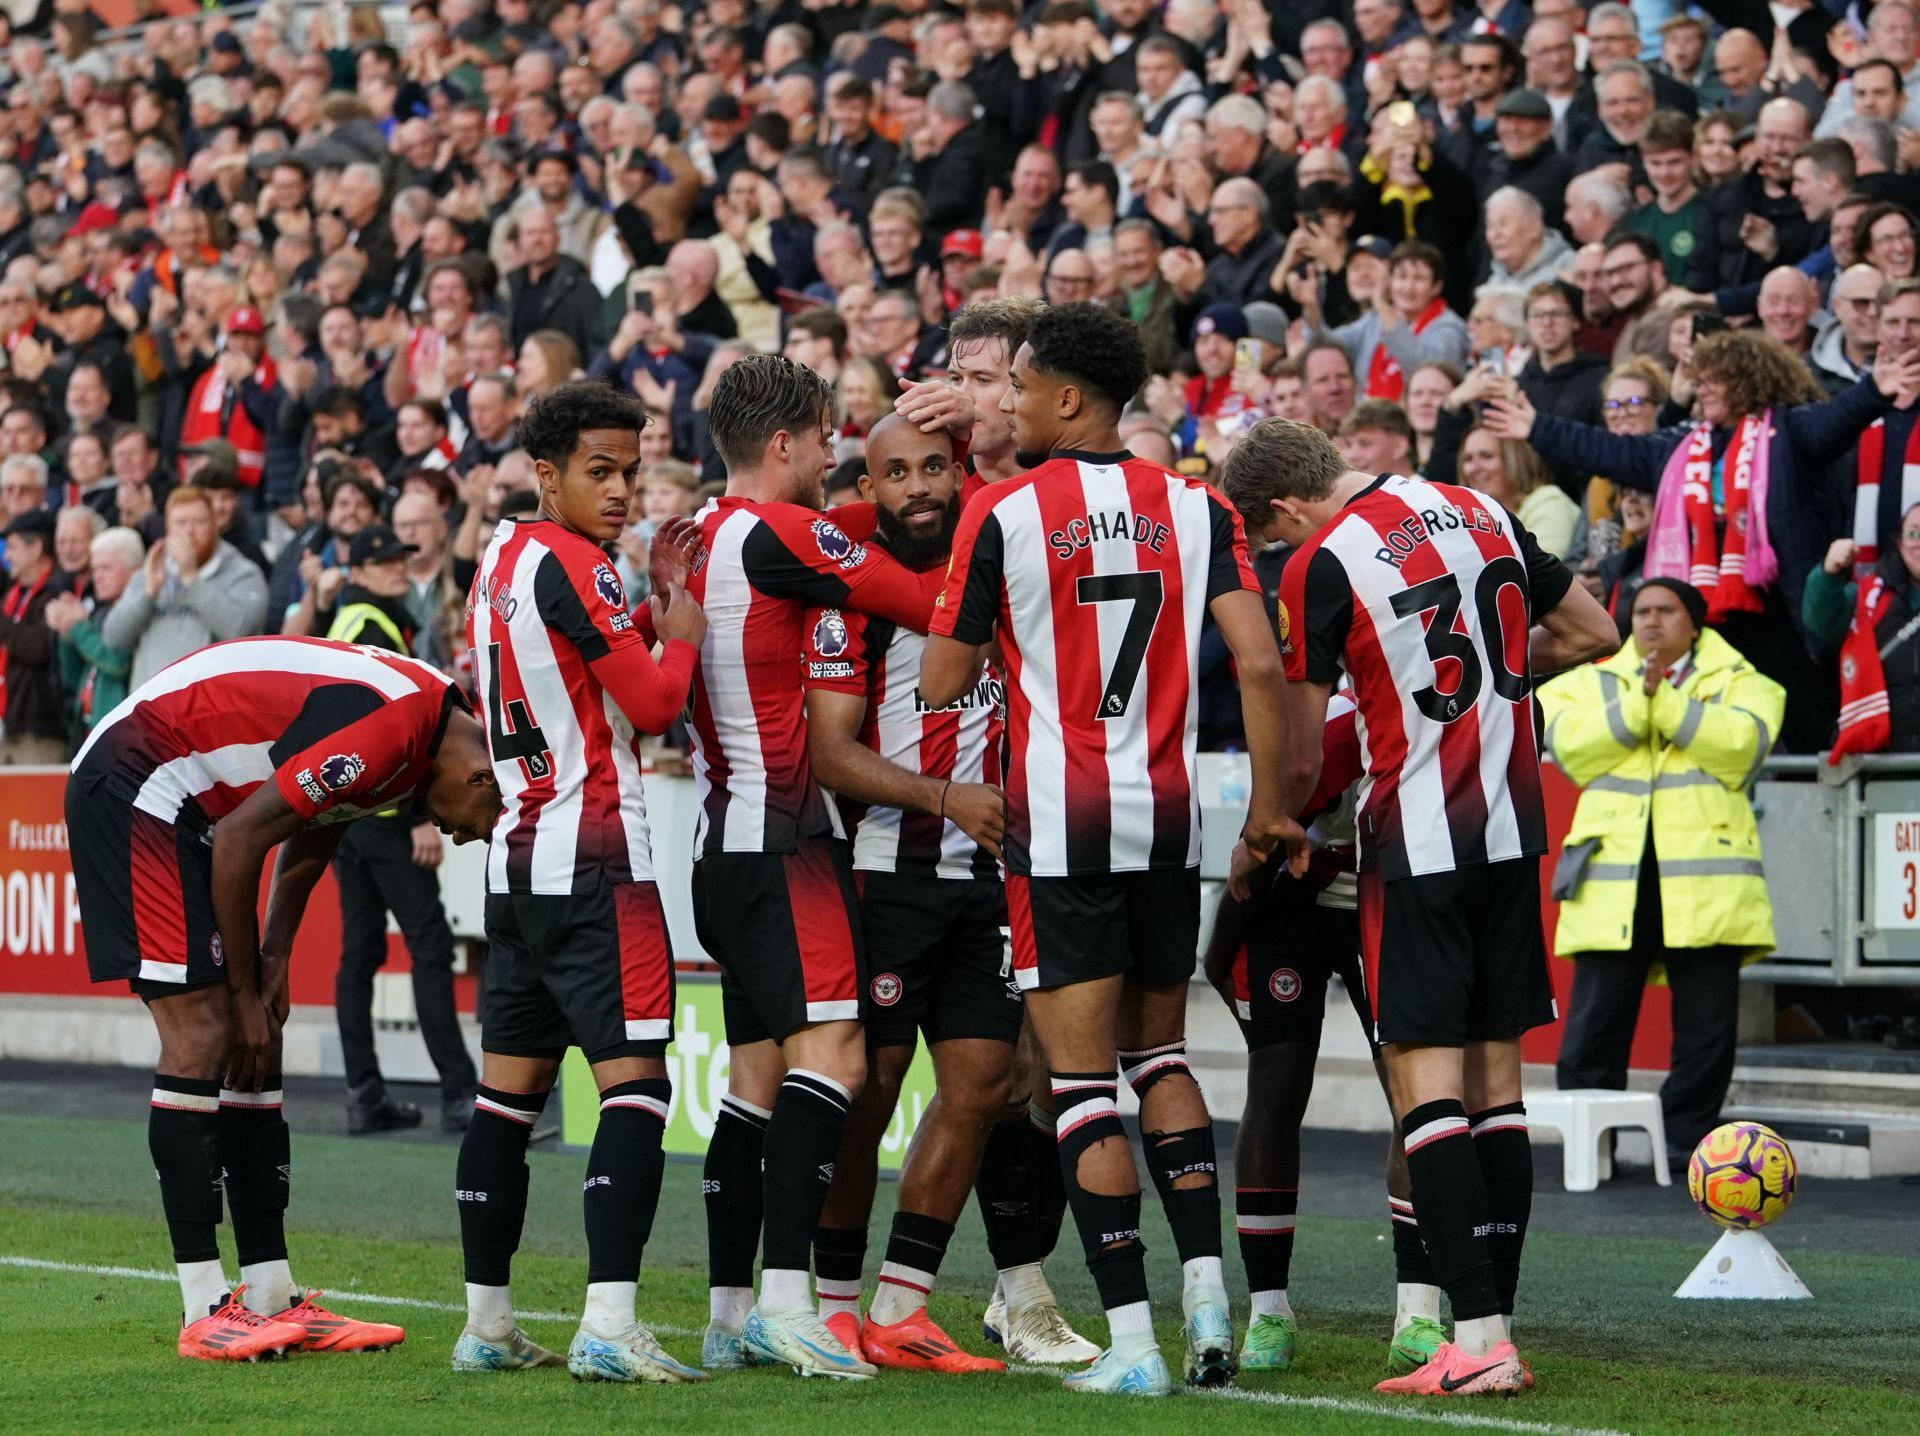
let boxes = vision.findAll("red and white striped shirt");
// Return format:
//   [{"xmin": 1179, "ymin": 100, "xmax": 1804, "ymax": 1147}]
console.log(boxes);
[
  {"xmin": 72, "ymin": 637, "xmax": 462, "ymax": 829},
  {"xmin": 932, "ymin": 450, "xmax": 1257, "ymax": 877},
  {"xmin": 1278, "ymin": 474, "xmax": 1573, "ymax": 880},
  {"xmin": 801, "ymin": 603, "xmax": 1005, "ymax": 879},
  {"xmin": 468, "ymin": 518, "xmax": 697, "ymax": 895},
  {"xmin": 686, "ymin": 497, "xmax": 945, "ymax": 856}
]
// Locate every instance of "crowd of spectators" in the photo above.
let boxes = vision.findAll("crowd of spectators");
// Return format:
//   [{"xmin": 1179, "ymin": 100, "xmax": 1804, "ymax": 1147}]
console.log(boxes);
[{"xmin": 6, "ymin": 0, "xmax": 1920, "ymax": 770}]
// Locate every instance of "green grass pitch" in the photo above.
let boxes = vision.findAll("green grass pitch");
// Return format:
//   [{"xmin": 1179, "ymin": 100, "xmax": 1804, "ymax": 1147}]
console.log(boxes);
[{"xmin": 1, "ymin": 1110, "xmax": 1915, "ymax": 1434}]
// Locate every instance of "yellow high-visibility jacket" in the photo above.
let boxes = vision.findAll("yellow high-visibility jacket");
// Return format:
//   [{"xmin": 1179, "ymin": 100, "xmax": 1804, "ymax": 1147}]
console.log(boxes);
[{"xmin": 1537, "ymin": 628, "xmax": 1784, "ymax": 961}]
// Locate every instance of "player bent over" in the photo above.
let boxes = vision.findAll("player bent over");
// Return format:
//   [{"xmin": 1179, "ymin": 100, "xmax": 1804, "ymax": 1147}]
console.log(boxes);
[
  {"xmin": 801, "ymin": 414, "xmax": 1095, "ymax": 1372},
  {"xmin": 454, "ymin": 384, "xmax": 709, "ymax": 1382},
  {"xmin": 919, "ymin": 304, "xmax": 1304, "ymax": 1396},
  {"xmin": 1221, "ymin": 420, "xmax": 1616, "ymax": 1396},
  {"xmin": 684, "ymin": 357, "xmax": 953, "ymax": 1380},
  {"xmin": 1203, "ymin": 695, "xmax": 1442, "ymax": 1374},
  {"xmin": 66, "ymin": 635, "xmax": 503, "ymax": 1360}
]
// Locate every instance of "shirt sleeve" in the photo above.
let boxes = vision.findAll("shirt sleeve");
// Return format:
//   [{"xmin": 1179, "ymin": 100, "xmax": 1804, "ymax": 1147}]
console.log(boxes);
[
  {"xmin": 272, "ymin": 687, "xmax": 444, "ymax": 822},
  {"xmin": 800, "ymin": 605, "xmax": 876, "ymax": 697},
  {"xmin": 1204, "ymin": 489, "xmax": 1259, "ymax": 602},
  {"xmin": 1508, "ymin": 506, "xmax": 1575, "ymax": 621},
  {"xmin": 929, "ymin": 500, "xmax": 1004, "ymax": 645},
  {"xmin": 533, "ymin": 547, "xmax": 694, "ymax": 734},
  {"xmin": 744, "ymin": 507, "xmax": 944, "ymax": 630},
  {"xmin": 1277, "ymin": 544, "xmax": 1351, "ymax": 686}
]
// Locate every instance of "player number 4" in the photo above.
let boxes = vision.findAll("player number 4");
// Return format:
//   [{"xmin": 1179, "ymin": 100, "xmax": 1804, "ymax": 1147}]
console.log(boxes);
[
  {"xmin": 1077, "ymin": 571, "xmax": 1164, "ymax": 722},
  {"xmin": 485, "ymin": 642, "xmax": 554, "ymax": 780}
]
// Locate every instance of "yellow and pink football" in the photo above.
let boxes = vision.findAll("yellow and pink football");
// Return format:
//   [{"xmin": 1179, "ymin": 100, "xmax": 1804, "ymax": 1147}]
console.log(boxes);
[{"xmin": 1687, "ymin": 1121, "xmax": 1798, "ymax": 1230}]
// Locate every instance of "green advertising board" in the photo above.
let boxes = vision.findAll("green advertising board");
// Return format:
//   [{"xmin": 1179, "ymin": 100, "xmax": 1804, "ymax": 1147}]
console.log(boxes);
[{"xmin": 560, "ymin": 975, "xmax": 936, "ymax": 1166}]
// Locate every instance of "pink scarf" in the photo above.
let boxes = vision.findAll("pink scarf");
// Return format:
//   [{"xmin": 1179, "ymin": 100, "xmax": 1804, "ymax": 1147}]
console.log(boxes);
[{"xmin": 1646, "ymin": 411, "xmax": 1779, "ymax": 601}]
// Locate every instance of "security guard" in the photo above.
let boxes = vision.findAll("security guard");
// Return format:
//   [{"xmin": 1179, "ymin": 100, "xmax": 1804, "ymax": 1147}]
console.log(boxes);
[
  {"xmin": 1538, "ymin": 578, "xmax": 1785, "ymax": 1163},
  {"xmin": 325, "ymin": 525, "xmax": 479, "ymax": 1134}
]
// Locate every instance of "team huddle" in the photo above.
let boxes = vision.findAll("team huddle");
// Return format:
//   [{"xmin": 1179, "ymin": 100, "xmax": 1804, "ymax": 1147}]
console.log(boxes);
[{"xmin": 67, "ymin": 300, "xmax": 1617, "ymax": 1399}]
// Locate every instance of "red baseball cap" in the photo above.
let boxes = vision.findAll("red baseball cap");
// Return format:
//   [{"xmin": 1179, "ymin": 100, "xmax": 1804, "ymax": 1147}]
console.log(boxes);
[
  {"xmin": 227, "ymin": 306, "xmax": 266, "ymax": 336},
  {"xmin": 941, "ymin": 229, "xmax": 984, "ymax": 260}
]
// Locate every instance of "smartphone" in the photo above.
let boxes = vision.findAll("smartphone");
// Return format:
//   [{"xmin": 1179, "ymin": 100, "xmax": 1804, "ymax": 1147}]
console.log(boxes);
[
  {"xmin": 627, "ymin": 276, "xmax": 653, "ymax": 316},
  {"xmin": 1386, "ymin": 100, "xmax": 1417, "ymax": 128},
  {"xmin": 1691, "ymin": 312, "xmax": 1725, "ymax": 341},
  {"xmin": 1480, "ymin": 347, "xmax": 1506, "ymax": 376},
  {"xmin": 1235, "ymin": 337, "xmax": 1266, "ymax": 370}
]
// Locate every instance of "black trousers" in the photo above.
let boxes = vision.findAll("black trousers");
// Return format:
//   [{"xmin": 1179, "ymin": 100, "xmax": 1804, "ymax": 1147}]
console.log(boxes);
[{"xmin": 333, "ymin": 815, "xmax": 477, "ymax": 1101}]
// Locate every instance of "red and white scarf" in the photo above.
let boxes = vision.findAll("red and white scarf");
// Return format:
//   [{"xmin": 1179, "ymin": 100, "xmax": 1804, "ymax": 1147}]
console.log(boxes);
[
  {"xmin": 1648, "ymin": 413, "xmax": 1772, "ymax": 624},
  {"xmin": 1833, "ymin": 572, "xmax": 1896, "ymax": 764},
  {"xmin": 1367, "ymin": 298, "xmax": 1446, "ymax": 401},
  {"xmin": 1852, "ymin": 417, "xmax": 1920, "ymax": 575}
]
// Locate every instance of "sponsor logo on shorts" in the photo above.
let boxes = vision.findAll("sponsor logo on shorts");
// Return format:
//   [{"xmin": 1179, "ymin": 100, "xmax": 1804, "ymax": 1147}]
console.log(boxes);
[
  {"xmin": 871, "ymin": 972, "xmax": 903, "ymax": 1006},
  {"xmin": 210, "ymin": 933, "xmax": 224, "ymax": 968},
  {"xmin": 318, "ymin": 752, "xmax": 365, "ymax": 792},
  {"xmin": 812, "ymin": 609, "xmax": 849, "ymax": 657},
  {"xmin": 593, "ymin": 564, "xmax": 625, "ymax": 609},
  {"xmin": 295, "ymin": 768, "xmax": 327, "ymax": 805},
  {"xmin": 1270, "ymin": 968, "xmax": 1301, "ymax": 1003}
]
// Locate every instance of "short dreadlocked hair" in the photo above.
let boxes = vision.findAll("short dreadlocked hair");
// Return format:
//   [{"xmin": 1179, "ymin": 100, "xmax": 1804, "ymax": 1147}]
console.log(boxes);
[
  {"xmin": 517, "ymin": 379, "xmax": 647, "ymax": 467},
  {"xmin": 707, "ymin": 354, "xmax": 834, "ymax": 471},
  {"xmin": 1024, "ymin": 302, "xmax": 1147, "ymax": 414}
]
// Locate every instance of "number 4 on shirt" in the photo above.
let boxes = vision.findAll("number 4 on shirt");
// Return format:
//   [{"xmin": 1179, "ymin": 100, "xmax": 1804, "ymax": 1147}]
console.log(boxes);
[{"xmin": 486, "ymin": 641, "xmax": 553, "ymax": 780}]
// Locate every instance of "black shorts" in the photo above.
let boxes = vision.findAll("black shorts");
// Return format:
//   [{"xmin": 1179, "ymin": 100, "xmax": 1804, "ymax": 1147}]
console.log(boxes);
[
  {"xmin": 857, "ymin": 871, "xmax": 1021, "ymax": 1048},
  {"xmin": 692, "ymin": 835, "xmax": 864, "ymax": 1046},
  {"xmin": 1231, "ymin": 876, "xmax": 1372, "ymax": 1055},
  {"xmin": 67, "ymin": 758, "xmax": 228, "ymax": 996},
  {"xmin": 481, "ymin": 876, "xmax": 675, "ymax": 1062},
  {"xmin": 1357, "ymin": 857, "xmax": 1557, "ymax": 1048},
  {"xmin": 1005, "ymin": 866, "xmax": 1199, "ymax": 992}
]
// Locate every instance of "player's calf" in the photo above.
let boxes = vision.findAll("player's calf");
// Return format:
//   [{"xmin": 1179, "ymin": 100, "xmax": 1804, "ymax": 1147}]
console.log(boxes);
[{"xmin": 454, "ymin": 1082, "xmax": 549, "ymax": 1351}]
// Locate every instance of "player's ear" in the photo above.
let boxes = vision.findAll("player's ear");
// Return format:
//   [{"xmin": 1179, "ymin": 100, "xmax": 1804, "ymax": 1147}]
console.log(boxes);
[
  {"xmin": 531, "ymin": 457, "xmax": 560, "ymax": 491},
  {"xmin": 857, "ymin": 471, "xmax": 877, "ymax": 503}
]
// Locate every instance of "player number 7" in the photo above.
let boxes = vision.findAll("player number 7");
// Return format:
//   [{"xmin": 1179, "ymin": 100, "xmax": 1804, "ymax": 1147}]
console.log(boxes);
[
  {"xmin": 1076, "ymin": 571, "xmax": 1164, "ymax": 722},
  {"xmin": 485, "ymin": 642, "xmax": 554, "ymax": 780}
]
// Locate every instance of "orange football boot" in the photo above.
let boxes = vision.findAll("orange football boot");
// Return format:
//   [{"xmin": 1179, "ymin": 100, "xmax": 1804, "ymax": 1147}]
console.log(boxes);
[
  {"xmin": 862, "ymin": 1309, "xmax": 1008, "ymax": 1374},
  {"xmin": 178, "ymin": 1288, "xmax": 307, "ymax": 1362},
  {"xmin": 1375, "ymin": 1340, "xmax": 1527, "ymax": 1397},
  {"xmin": 823, "ymin": 1310, "xmax": 864, "ymax": 1357},
  {"xmin": 275, "ymin": 1290, "xmax": 407, "ymax": 1353}
]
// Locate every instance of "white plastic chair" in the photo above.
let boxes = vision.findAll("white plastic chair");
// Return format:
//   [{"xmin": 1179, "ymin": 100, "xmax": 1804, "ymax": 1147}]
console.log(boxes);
[{"xmin": 1525, "ymin": 1089, "xmax": 1672, "ymax": 1192}]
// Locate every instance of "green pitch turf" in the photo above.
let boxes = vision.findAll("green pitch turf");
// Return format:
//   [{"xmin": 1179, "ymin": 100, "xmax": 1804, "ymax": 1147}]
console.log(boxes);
[{"xmin": 1, "ymin": 1111, "xmax": 1915, "ymax": 1435}]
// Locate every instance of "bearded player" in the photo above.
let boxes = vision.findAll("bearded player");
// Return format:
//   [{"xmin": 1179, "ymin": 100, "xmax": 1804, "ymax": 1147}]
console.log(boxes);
[{"xmin": 67, "ymin": 636, "xmax": 502, "ymax": 1361}]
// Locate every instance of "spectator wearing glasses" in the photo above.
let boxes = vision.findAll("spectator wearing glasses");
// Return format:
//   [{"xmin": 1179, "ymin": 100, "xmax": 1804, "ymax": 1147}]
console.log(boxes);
[
  {"xmin": 1811, "ymin": 263, "xmax": 1884, "ymax": 395},
  {"xmin": 1161, "ymin": 177, "xmax": 1285, "ymax": 312},
  {"xmin": 1042, "ymin": 248, "xmax": 1097, "ymax": 308}
]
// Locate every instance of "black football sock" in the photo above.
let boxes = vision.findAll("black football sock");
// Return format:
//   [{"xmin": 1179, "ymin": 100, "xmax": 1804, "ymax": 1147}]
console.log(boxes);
[
  {"xmin": 1399, "ymin": 1099, "xmax": 1501, "ymax": 1323},
  {"xmin": 1389, "ymin": 1197, "xmax": 1439, "ymax": 1288},
  {"xmin": 583, "ymin": 1080, "xmax": 671, "ymax": 1291},
  {"xmin": 218, "ymin": 1076, "xmax": 294, "ymax": 1313},
  {"xmin": 456, "ymin": 1085, "xmax": 547, "ymax": 1291},
  {"xmin": 1027, "ymin": 1104, "xmax": 1069, "ymax": 1261},
  {"xmin": 1469, "ymin": 1102, "xmax": 1533, "ymax": 1317},
  {"xmin": 705, "ymin": 1094, "xmax": 768, "ymax": 1307},
  {"xmin": 1050, "ymin": 1072, "xmax": 1150, "ymax": 1323},
  {"xmin": 150, "ymin": 1075, "xmax": 226, "ymax": 1320},
  {"xmin": 973, "ymin": 1109, "xmax": 1042, "ymax": 1270},
  {"xmin": 812, "ymin": 1223, "xmax": 867, "ymax": 1318},
  {"xmin": 759, "ymin": 1070, "xmax": 852, "ymax": 1311},
  {"xmin": 1236, "ymin": 1187, "xmax": 1297, "ymax": 1298}
]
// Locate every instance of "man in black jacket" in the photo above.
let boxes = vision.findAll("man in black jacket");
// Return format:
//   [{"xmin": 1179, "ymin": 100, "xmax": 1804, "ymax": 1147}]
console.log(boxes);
[
  {"xmin": 902, "ymin": 82, "xmax": 990, "ymax": 233},
  {"xmin": 1480, "ymin": 90, "xmax": 1574, "ymax": 229},
  {"xmin": 506, "ymin": 205, "xmax": 600, "ymax": 356},
  {"xmin": 1688, "ymin": 97, "xmax": 1817, "ymax": 293},
  {"xmin": 821, "ymin": 75, "xmax": 899, "ymax": 216},
  {"xmin": 1515, "ymin": 280, "xmax": 1609, "ymax": 498},
  {"xmin": 0, "ymin": 510, "xmax": 68, "ymax": 765}
]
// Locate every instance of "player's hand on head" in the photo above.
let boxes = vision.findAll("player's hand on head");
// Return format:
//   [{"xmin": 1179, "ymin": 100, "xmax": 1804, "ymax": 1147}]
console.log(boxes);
[
  {"xmin": 895, "ymin": 376, "xmax": 972, "ymax": 437},
  {"xmin": 941, "ymin": 782, "xmax": 1005, "ymax": 856},
  {"xmin": 650, "ymin": 582, "xmax": 708, "ymax": 647}
]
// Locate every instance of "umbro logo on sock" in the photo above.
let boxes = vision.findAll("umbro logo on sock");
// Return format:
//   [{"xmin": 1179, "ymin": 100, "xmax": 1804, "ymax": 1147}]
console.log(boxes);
[
  {"xmin": 817, "ymin": 1163, "xmax": 836, "ymax": 1183},
  {"xmin": 990, "ymin": 1201, "xmax": 1028, "ymax": 1215}
]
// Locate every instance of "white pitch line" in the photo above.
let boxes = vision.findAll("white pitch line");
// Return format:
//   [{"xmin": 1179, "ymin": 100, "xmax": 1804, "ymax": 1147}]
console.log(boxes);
[
  {"xmin": 6, "ymin": 1255, "xmax": 1633, "ymax": 1435},
  {"xmin": 1003, "ymin": 1362, "xmax": 1633, "ymax": 1436}
]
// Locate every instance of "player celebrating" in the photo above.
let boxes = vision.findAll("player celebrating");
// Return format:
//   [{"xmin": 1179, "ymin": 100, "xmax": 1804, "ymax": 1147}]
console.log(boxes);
[
  {"xmin": 919, "ymin": 302, "xmax": 1301, "ymax": 1397},
  {"xmin": 66, "ymin": 635, "xmax": 503, "ymax": 1361},
  {"xmin": 1220, "ymin": 419, "xmax": 1616, "ymax": 1397},
  {"xmin": 456, "ymin": 383, "xmax": 709, "ymax": 1382},
  {"xmin": 684, "ymin": 355, "xmax": 950, "ymax": 1380},
  {"xmin": 1203, "ymin": 695, "xmax": 1442, "ymax": 1375},
  {"xmin": 800, "ymin": 413, "xmax": 1092, "ymax": 1372}
]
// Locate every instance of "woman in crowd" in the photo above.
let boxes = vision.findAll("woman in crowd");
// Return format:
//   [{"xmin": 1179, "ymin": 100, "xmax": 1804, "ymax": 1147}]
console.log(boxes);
[
  {"xmin": 832, "ymin": 354, "xmax": 894, "ymax": 462},
  {"xmin": 1540, "ymin": 579, "xmax": 1783, "ymax": 1166},
  {"xmin": 1458, "ymin": 422, "xmax": 1585, "ymax": 559},
  {"xmin": 1485, "ymin": 329, "xmax": 1920, "ymax": 751},
  {"xmin": 1693, "ymin": 111, "xmax": 1742, "ymax": 189},
  {"xmin": 1404, "ymin": 361, "xmax": 1461, "ymax": 474},
  {"xmin": 515, "ymin": 330, "xmax": 583, "ymax": 400},
  {"xmin": 1585, "ymin": 358, "xmax": 1673, "ymax": 559}
]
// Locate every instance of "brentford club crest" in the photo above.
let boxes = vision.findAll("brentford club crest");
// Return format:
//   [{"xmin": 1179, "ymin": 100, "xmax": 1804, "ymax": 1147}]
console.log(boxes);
[
  {"xmin": 210, "ymin": 933, "xmax": 225, "ymax": 968},
  {"xmin": 1269, "ymin": 968, "xmax": 1301, "ymax": 1003},
  {"xmin": 871, "ymin": 973, "xmax": 903, "ymax": 1006}
]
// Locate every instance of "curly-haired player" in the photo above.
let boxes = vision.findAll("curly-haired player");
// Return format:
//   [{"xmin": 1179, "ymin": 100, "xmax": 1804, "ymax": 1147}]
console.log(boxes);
[
  {"xmin": 454, "ymin": 380, "xmax": 712, "ymax": 1382},
  {"xmin": 919, "ymin": 304, "xmax": 1306, "ymax": 1396}
]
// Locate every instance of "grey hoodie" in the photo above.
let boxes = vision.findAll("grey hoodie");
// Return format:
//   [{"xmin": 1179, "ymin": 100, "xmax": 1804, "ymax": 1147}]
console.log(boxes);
[
  {"xmin": 1487, "ymin": 228, "xmax": 1575, "ymax": 292},
  {"xmin": 100, "ymin": 540, "xmax": 271, "ymax": 689}
]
